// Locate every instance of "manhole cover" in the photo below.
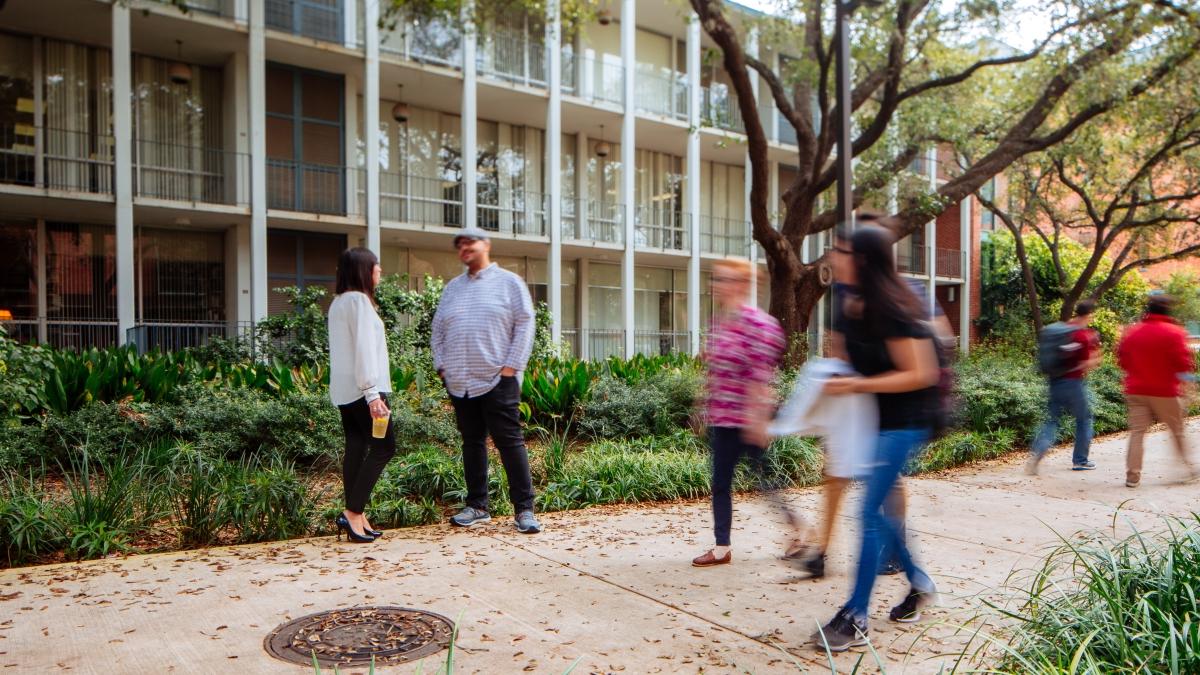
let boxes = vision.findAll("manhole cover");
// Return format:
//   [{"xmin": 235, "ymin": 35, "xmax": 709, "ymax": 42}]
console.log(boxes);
[{"xmin": 265, "ymin": 606, "xmax": 454, "ymax": 667}]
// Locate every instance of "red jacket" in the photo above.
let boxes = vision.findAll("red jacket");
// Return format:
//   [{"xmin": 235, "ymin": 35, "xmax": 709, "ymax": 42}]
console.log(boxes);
[{"xmin": 1117, "ymin": 315, "xmax": 1195, "ymax": 397}]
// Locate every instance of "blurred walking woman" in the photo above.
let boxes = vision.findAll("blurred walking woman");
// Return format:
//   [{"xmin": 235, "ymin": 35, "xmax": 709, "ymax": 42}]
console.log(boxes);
[
  {"xmin": 328, "ymin": 247, "xmax": 394, "ymax": 543},
  {"xmin": 692, "ymin": 259, "xmax": 786, "ymax": 567},
  {"xmin": 813, "ymin": 226, "xmax": 940, "ymax": 651}
]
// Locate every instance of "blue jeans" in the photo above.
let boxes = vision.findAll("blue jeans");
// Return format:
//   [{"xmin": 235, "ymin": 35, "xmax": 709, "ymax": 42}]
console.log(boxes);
[
  {"xmin": 1032, "ymin": 377, "xmax": 1093, "ymax": 465},
  {"xmin": 845, "ymin": 428, "xmax": 934, "ymax": 619}
]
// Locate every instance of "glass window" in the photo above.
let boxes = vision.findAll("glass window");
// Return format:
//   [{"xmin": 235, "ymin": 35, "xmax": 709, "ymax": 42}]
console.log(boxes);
[
  {"xmin": 0, "ymin": 220, "xmax": 36, "ymax": 321},
  {"xmin": 267, "ymin": 230, "xmax": 345, "ymax": 315},
  {"xmin": 137, "ymin": 228, "xmax": 225, "ymax": 323}
]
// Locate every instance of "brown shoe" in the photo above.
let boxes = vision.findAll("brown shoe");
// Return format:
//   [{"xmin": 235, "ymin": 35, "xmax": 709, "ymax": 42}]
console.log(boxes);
[{"xmin": 692, "ymin": 549, "xmax": 732, "ymax": 567}]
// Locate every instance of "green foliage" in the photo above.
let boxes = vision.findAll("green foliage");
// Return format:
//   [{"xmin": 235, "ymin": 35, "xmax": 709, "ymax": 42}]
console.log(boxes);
[
  {"xmin": 220, "ymin": 455, "xmax": 317, "ymax": 543},
  {"xmin": 577, "ymin": 367, "xmax": 701, "ymax": 439},
  {"xmin": 910, "ymin": 429, "xmax": 1018, "ymax": 474},
  {"xmin": 169, "ymin": 445, "xmax": 233, "ymax": 547},
  {"xmin": 521, "ymin": 358, "xmax": 597, "ymax": 426},
  {"xmin": 954, "ymin": 346, "xmax": 1048, "ymax": 442},
  {"xmin": 1163, "ymin": 272, "xmax": 1200, "ymax": 332},
  {"xmin": 982, "ymin": 514, "xmax": 1200, "ymax": 673},
  {"xmin": 254, "ymin": 285, "xmax": 330, "ymax": 366},
  {"xmin": 59, "ymin": 448, "xmax": 145, "ymax": 560},
  {"xmin": 0, "ymin": 475, "xmax": 61, "ymax": 566}
]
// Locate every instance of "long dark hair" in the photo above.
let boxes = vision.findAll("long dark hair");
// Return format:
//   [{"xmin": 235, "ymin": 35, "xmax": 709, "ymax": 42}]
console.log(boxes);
[
  {"xmin": 851, "ymin": 226, "xmax": 925, "ymax": 335},
  {"xmin": 335, "ymin": 247, "xmax": 379, "ymax": 301}
]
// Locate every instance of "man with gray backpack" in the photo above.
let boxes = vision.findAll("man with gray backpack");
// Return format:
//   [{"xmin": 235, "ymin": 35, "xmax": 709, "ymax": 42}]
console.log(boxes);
[{"xmin": 1027, "ymin": 300, "xmax": 1102, "ymax": 474}]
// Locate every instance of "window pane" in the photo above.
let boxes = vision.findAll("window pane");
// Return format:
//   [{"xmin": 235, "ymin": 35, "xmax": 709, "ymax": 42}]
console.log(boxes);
[
  {"xmin": 137, "ymin": 228, "xmax": 225, "ymax": 323},
  {"xmin": 0, "ymin": 220, "xmax": 37, "ymax": 320},
  {"xmin": 301, "ymin": 72, "xmax": 341, "ymax": 122},
  {"xmin": 268, "ymin": 231, "xmax": 298, "ymax": 276},
  {"xmin": 302, "ymin": 233, "xmax": 343, "ymax": 277},
  {"xmin": 266, "ymin": 117, "xmax": 294, "ymax": 159},
  {"xmin": 266, "ymin": 67, "xmax": 293, "ymax": 115},
  {"xmin": 302, "ymin": 122, "xmax": 341, "ymax": 165}
]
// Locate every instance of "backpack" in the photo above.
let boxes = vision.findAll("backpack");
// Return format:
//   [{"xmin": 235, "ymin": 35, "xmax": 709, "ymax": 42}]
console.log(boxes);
[{"xmin": 1038, "ymin": 322, "xmax": 1078, "ymax": 378}]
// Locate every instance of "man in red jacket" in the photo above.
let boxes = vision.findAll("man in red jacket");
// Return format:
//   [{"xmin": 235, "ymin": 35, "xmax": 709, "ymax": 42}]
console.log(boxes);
[{"xmin": 1117, "ymin": 295, "xmax": 1198, "ymax": 488}]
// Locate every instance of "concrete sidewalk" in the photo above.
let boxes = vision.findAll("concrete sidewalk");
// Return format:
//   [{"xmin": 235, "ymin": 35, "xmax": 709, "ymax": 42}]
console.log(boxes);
[{"xmin": 2, "ymin": 421, "xmax": 1198, "ymax": 674}]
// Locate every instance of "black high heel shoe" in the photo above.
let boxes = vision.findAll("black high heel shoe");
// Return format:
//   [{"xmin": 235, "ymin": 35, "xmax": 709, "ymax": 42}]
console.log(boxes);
[
  {"xmin": 335, "ymin": 514, "xmax": 375, "ymax": 543},
  {"xmin": 364, "ymin": 526, "xmax": 383, "ymax": 538}
]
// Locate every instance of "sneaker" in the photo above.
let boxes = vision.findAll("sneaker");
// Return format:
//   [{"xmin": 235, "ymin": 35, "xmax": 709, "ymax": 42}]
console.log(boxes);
[
  {"xmin": 810, "ymin": 607, "xmax": 868, "ymax": 652},
  {"xmin": 450, "ymin": 506, "xmax": 491, "ymax": 528},
  {"xmin": 799, "ymin": 550, "xmax": 826, "ymax": 579},
  {"xmin": 889, "ymin": 584, "xmax": 938, "ymax": 623},
  {"xmin": 514, "ymin": 510, "xmax": 541, "ymax": 534},
  {"xmin": 1125, "ymin": 474, "xmax": 1140, "ymax": 488},
  {"xmin": 1072, "ymin": 461, "xmax": 1097, "ymax": 471}
]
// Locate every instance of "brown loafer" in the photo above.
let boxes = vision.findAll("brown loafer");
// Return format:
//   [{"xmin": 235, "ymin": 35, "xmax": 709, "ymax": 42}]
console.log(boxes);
[{"xmin": 692, "ymin": 550, "xmax": 732, "ymax": 567}]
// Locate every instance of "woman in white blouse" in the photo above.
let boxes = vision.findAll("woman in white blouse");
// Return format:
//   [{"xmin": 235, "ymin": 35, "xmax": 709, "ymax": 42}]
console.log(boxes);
[{"xmin": 328, "ymin": 247, "xmax": 394, "ymax": 543}]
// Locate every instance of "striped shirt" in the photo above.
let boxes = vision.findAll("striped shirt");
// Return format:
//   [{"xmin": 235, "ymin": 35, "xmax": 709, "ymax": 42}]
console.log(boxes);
[
  {"xmin": 431, "ymin": 262, "xmax": 535, "ymax": 399},
  {"xmin": 704, "ymin": 304, "xmax": 786, "ymax": 428}
]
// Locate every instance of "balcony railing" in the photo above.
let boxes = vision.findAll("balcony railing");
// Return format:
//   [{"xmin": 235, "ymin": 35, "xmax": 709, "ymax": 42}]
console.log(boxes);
[
  {"xmin": 585, "ymin": 328, "xmax": 623, "ymax": 360},
  {"xmin": 702, "ymin": 85, "xmax": 744, "ymax": 133},
  {"xmin": 562, "ymin": 53, "xmax": 624, "ymax": 106},
  {"xmin": 1, "ymin": 126, "xmax": 116, "ymax": 196},
  {"xmin": 479, "ymin": 189, "xmax": 546, "ymax": 236},
  {"xmin": 126, "ymin": 321, "xmax": 231, "ymax": 354},
  {"xmin": 699, "ymin": 215, "xmax": 750, "ymax": 257},
  {"xmin": 634, "ymin": 207, "xmax": 688, "ymax": 252},
  {"xmin": 268, "ymin": 160, "xmax": 362, "ymax": 216},
  {"xmin": 635, "ymin": 330, "xmax": 689, "ymax": 357},
  {"xmin": 635, "ymin": 66, "xmax": 688, "ymax": 120},
  {"xmin": 561, "ymin": 328, "xmax": 579, "ymax": 358},
  {"xmin": 380, "ymin": 16, "xmax": 463, "ymax": 69},
  {"xmin": 478, "ymin": 28, "xmax": 546, "ymax": 87},
  {"xmin": 936, "ymin": 247, "xmax": 964, "ymax": 279},
  {"xmin": 265, "ymin": 0, "xmax": 343, "ymax": 43},
  {"xmin": 6, "ymin": 318, "xmax": 120, "ymax": 351},
  {"xmin": 561, "ymin": 198, "xmax": 623, "ymax": 244},
  {"xmin": 378, "ymin": 173, "xmax": 463, "ymax": 227},
  {"xmin": 897, "ymin": 244, "xmax": 928, "ymax": 275},
  {"xmin": 133, "ymin": 140, "xmax": 249, "ymax": 206},
  {"xmin": 178, "ymin": 0, "xmax": 245, "ymax": 21}
]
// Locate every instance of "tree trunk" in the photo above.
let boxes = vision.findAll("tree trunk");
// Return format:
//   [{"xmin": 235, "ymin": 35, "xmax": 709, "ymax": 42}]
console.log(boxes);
[
  {"xmin": 1010, "ymin": 227, "xmax": 1044, "ymax": 332},
  {"xmin": 766, "ymin": 257, "xmax": 826, "ymax": 366}
]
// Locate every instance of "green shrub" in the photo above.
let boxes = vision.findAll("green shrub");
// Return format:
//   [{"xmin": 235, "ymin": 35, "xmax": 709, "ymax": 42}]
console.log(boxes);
[
  {"xmin": 910, "ymin": 429, "xmax": 1018, "ymax": 474},
  {"xmin": 221, "ymin": 455, "xmax": 317, "ymax": 543},
  {"xmin": 59, "ymin": 448, "xmax": 146, "ymax": 560},
  {"xmin": 981, "ymin": 514, "xmax": 1200, "ymax": 673},
  {"xmin": 373, "ymin": 445, "xmax": 465, "ymax": 504},
  {"xmin": 955, "ymin": 349, "xmax": 1047, "ymax": 441},
  {"xmin": 388, "ymin": 389, "xmax": 460, "ymax": 451},
  {"xmin": 0, "ymin": 475, "xmax": 61, "ymax": 566},
  {"xmin": 169, "ymin": 444, "xmax": 233, "ymax": 547},
  {"xmin": 578, "ymin": 368, "xmax": 701, "ymax": 439},
  {"xmin": 1087, "ymin": 359, "xmax": 1127, "ymax": 436}
]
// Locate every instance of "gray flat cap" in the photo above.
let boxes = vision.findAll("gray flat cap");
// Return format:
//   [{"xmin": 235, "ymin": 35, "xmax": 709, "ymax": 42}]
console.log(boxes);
[{"xmin": 452, "ymin": 227, "xmax": 491, "ymax": 247}]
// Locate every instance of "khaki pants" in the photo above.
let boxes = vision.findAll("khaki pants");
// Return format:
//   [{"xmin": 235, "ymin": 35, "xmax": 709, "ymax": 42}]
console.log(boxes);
[{"xmin": 1125, "ymin": 394, "xmax": 1192, "ymax": 482}]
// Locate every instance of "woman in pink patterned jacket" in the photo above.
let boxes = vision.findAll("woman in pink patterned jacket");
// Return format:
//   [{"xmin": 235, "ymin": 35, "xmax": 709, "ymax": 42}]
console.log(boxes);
[{"xmin": 692, "ymin": 259, "xmax": 787, "ymax": 568}]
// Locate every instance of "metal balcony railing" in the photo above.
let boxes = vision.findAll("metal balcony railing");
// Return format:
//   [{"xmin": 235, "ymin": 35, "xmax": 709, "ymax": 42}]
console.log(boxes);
[
  {"xmin": 897, "ymin": 244, "xmax": 928, "ymax": 275},
  {"xmin": 634, "ymin": 207, "xmax": 688, "ymax": 252},
  {"xmin": 702, "ymin": 85, "xmax": 744, "ymax": 133},
  {"xmin": 634, "ymin": 330, "xmax": 690, "ymax": 356},
  {"xmin": 562, "ymin": 53, "xmax": 624, "ymax": 106},
  {"xmin": 9, "ymin": 318, "xmax": 122, "ymax": 351},
  {"xmin": 585, "ymin": 328, "xmax": 624, "ymax": 360},
  {"xmin": 378, "ymin": 173, "xmax": 463, "ymax": 227},
  {"xmin": 699, "ymin": 215, "xmax": 750, "ymax": 257},
  {"xmin": 936, "ymin": 247, "xmax": 964, "ymax": 279},
  {"xmin": 478, "ymin": 189, "xmax": 547, "ymax": 236},
  {"xmin": 265, "ymin": 0, "xmax": 342, "ymax": 43},
  {"xmin": 560, "ymin": 328, "xmax": 580, "ymax": 358},
  {"xmin": 635, "ymin": 66, "xmax": 688, "ymax": 120},
  {"xmin": 267, "ymin": 159, "xmax": 361, "ymax": 216},
  {"xmin": 379, "ymin": 15, "xmax": 463, "ymax": 68},
  {"xmin": 0, "ymin": 126, "xmax": 116, "ymax": 196},
  {"xmin": 177, "ymin": 0, "xmax": 245, "ymax": 21},
  {"xmin": 133, "ymin": 139, "xmax": 249, "ymax": 206},
  {"xmin": 561, "ymin": 198, "xmax": 623, "ymax": 244},
  {"xmin": 477, "ymin": 28, "xmax": 546, "ymax": 87},
  {"xmin": 126, "ymin": 321, "xmax": 231, "ymax": 354}
]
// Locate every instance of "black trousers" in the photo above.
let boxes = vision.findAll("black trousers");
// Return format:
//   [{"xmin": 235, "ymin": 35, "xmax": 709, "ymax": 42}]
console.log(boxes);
[
  {"xmin": 449, "ymin": 376, "xmax": 535, "ymax": 513},
  {"xmin": 709, "ymin": 426, "xmax": 767, "ymax": 547},
  {"xmin": 338, "ymin": 394, "xmax": 397, "ymax": 513}
]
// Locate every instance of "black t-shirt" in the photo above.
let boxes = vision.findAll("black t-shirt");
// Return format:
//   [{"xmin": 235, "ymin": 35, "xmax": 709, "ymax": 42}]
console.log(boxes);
[{"xmin": 834, "ymin": 297, "xmax": 938, "ymax": 430}]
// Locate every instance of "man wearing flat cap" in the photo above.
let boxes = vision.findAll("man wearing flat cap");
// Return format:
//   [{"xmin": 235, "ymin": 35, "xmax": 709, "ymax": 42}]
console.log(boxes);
[{"xmin": 431, "ymin": 227, "xmax": 541, "ymax": 533}]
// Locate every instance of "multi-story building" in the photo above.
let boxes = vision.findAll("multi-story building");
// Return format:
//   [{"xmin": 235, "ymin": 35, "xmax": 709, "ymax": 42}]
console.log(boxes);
[{"xmin": 0, "ymin": 0, "xmax": 982, "ymax": 357}]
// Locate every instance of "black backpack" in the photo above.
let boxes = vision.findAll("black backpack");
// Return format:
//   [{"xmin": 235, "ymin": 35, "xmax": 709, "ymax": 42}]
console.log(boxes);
[{"xmin": 1038, "ymin": 322, "xmax": 1078, "ymax": 379}]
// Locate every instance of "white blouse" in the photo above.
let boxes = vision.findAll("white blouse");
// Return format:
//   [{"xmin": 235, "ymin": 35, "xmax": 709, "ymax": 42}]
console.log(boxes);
[{"xmin": 327, "ymin": 291, "xmax": 392, "ymax": 406}]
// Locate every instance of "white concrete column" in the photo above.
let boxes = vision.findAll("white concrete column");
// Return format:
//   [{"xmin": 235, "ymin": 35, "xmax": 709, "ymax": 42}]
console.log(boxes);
[
  {"xmin": 364, "ymin": 0, "xmax": 381, "ymax": 253},
  {"xmin": 343, "ymin": 0, "xmax": 358, "ymax": 49},
  {"xmin": 926, "ymin": 146, "xmax": 937, "ymax": 317},
  {"xmin": 113, "ymin": 3, "xmax": 135, "ymax": 344},
  {"xmin": 575, "ymin": 132, "xmax": 588, "ymax": 239},
  {"xmin": 230, "ymin": 223, "xmax": 252, "ymax": 331},
  {"xmin": 462, "ymin": 2, "xmax": 478, "ymax": 230},
  {"xmin": 547, "ymin": 1, "xmax": 563, "ymax": 343},
  {"xmin": 620, "ymin": 0, "xmax": 636, "ymax": 357},
  {"xmin": 578, "ymin": 257, "xmax": 590, "ymax": 360},
  {"xmin": 685, "ymin": 14, "xmax": 701, "ymax": 356},
  {"xmin": 343, "ymin": 75, "xmax": 359, "ymax": 216},
  {"xmin": 769, "ymin": 51, "xmax": 780, "ymax": 143},
  {"xmin": 960, "ymin": 194, "xmax": 972, "ymax": 354},
  {"xmin": 36, "ymin": 219, "xmax": 46, "ymax": 343},
  {"xmin": 249, "ymin": 0, "xmax": 268, "ymax": 324},
  {"xmin": 745, "ymin": 28, "xmax": 758, "ymax": 304}
]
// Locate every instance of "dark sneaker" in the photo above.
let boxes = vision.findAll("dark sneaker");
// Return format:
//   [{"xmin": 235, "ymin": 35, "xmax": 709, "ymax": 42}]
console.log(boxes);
[
  {"xmin": 1072, "ymin": 461, "xmax": 1097, "ymax": 471},
  {"xmin": 450, "ymin": 506, "xmax": 491, "ymax": 528},
  {"xmin": 878, "ymin": 559, "xmax": 902, "ymax": 576},
  {"xmin": 889, "ymin": 585, "xmax": 938, "ymax": 623},
  {"xmin": 811, "ymin": 607, "xmax": 868, "ymax": 652},
  {"xmin": 801, "ymin": 550, "xmax": 826, "ymax": 579},
  {"xmin": 515, "ymin": 510, "xmax": 541, "ymax": 534}
]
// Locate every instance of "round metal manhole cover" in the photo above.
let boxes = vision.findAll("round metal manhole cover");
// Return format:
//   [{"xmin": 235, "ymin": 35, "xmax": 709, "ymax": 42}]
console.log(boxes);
[{"xmin": 264, "ymin": 606, "xmax": 454, "ymax": 667}]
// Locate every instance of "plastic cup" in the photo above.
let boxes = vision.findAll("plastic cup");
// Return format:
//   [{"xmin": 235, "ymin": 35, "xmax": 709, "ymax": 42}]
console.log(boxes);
[{"xmin": 371, "ymin": 413, "xmax": 388, "ymax": 439}]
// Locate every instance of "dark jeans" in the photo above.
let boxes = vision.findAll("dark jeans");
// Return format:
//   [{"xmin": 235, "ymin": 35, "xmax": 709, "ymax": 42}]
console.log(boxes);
[
  {"xmin": 1032, "ymin": 377, "xmax": 1093, "ymax": 465},
  {"xmin": 338, "ymin": 394, "xmax": 397, "ymax": 514},
  {"xmin": 846, "ymin": 428, "xmax": 934, "ymax": 619},
  {"xmin": 449, "ymin": 376, "xmax": 535, "ymax": 513},
  {"xmin": 709, "ymin": 426, "xmax": 768, "ymax": 547}
]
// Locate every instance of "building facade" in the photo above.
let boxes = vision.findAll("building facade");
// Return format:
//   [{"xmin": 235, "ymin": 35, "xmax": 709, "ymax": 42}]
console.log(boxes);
[{"xmin": 0, "ymin": 0, "xmax": 981, "ymax": 357}]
